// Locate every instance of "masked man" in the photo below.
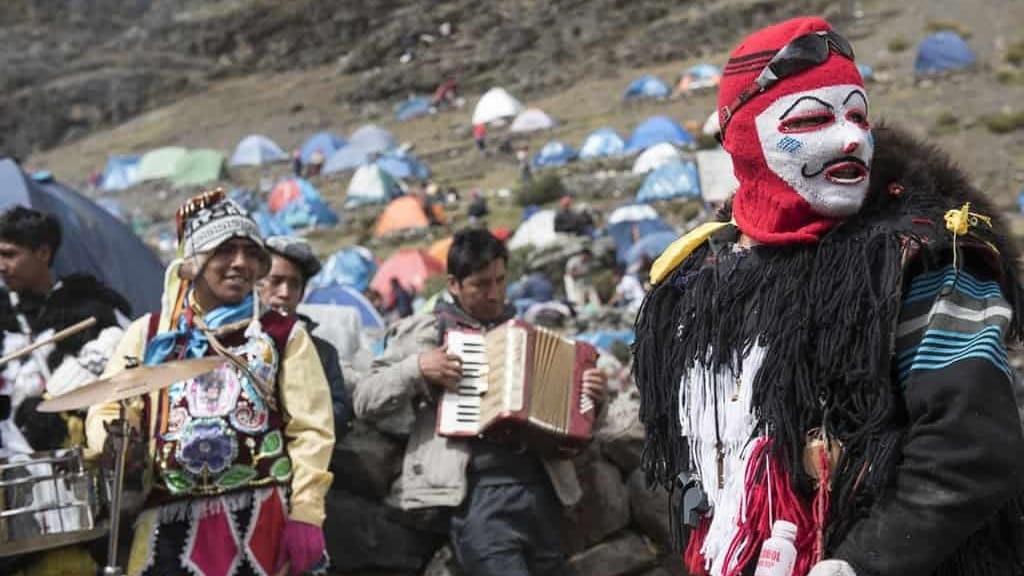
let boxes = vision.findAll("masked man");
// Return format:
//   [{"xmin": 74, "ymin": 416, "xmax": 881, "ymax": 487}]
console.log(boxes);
[
  {"xmin": 634, "ymin": 17, "xmax": 1024, "ymax": 576},
  {"xmin": 86, "ymin": 190, "xmax": 334, "ymax": 576}
]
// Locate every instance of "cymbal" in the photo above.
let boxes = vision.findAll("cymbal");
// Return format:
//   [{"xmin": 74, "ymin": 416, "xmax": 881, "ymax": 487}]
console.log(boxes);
[{"xmin": 38, "ymin": 356, "xmax": 226, "ymax": 413}]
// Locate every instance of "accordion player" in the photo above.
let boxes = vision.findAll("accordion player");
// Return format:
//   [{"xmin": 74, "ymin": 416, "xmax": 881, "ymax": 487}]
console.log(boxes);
[{"xmin": 436, "ymin": 319, "xmax": 599, "ymax": 453}]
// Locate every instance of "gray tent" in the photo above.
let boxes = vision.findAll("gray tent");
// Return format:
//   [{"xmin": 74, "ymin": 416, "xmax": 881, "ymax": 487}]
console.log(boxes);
[{"xmin": 0, "ymin": 159, "xmax": 163, "ymax": 315}]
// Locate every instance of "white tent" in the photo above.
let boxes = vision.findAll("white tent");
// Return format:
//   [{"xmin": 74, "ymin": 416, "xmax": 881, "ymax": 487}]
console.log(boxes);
[
  {"xmin": 509, "ymin": 108, "xmax": 556, "ymax": 133},
  {"xmin": 696, "ymin": 148, "xmax": 739, "ymax": 204},
  {"xmin": 608, "ymin": 204, "xmax": 659, "ymax": 225},
  {"xmin": 344, "ymin": 164, "xmax": 404, "ymax": 207},
  {"xmin": 702, "ymin": 110, "xmax": 721, "ymax": 138},
  {"xmin": 229, "ymin": 134, "xmax": 287, "ymax": 167},
  {"xmin": 509, "ymin": 209, "xmax": 559, "ymax": 250},
  {"xmin": 632, "ymin": 143, "xmax": 681, "ymax": 174},
  {"xmin": 472, "ymin": 87, "xmax": 524, "ymax": 125}
]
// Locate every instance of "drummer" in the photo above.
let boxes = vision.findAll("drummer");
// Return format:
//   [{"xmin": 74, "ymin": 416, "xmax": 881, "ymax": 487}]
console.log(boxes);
[{"xmin": 86, "ymin": 190, "xmax": 334, "ymax": 576}]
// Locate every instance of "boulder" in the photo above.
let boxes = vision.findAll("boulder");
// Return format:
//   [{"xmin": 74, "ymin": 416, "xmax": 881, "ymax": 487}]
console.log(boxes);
[
  {"xmin": 567, "ymin": 531, "xmax": 659, "ymax": 576},
  {"xmin": 331, "ymin": 421, "xmax": 404, "ymax": 500},
  {"xmin": 323, "ymin": 489, "xmax": 445, "ymax": 573},
  {"xmin": 628, "ymin": 468, "xmax": 673, "ymax": 550},
  {"xmin": 596, "ymin": 387, "xmax": 645, "ymax": 473},
  {"xmin": 563, "ymin": 453, "xmax": 631, "ymax": 553}
]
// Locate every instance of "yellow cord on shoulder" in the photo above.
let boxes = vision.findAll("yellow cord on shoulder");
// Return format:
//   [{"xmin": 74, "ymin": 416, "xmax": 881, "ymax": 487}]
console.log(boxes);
[
  {"xmin": 650, "ymin": 220, "xmax": 733, "ymax": 285},
  {"xmin": 944, "ymin": 202, "xmax": 995, "ymax": 270}
]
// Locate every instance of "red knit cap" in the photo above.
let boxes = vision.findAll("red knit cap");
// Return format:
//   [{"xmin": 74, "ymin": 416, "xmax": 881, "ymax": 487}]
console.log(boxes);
[{"xmin": 719, "ymin": 16, "xmax": 864, "ymax": 244}]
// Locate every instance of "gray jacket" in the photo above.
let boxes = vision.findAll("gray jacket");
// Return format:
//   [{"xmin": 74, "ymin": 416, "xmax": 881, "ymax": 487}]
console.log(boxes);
[{"xmin": 352, "ymin": 312, "xmax": 583, "ymax": 510}]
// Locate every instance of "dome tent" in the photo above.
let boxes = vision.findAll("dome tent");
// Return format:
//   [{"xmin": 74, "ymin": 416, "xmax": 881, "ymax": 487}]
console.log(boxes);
[
  {"xmin": 472, "ymin": 87, "xmax": 524, "ymax": 125},
  {"xmin": 100, "ymin": 155, "xmax": 140, "ymax": 191},
  {"xmin": 300, "ymin": 132, "xmax": 346, "ymax": 164},
  {"xmin": 309, "ymin": 246, "xmax": 378, "ymax": 293},
  {"xmin": 533, "ymin": 142, "xmax": 576, "ymax": 168},
  {"xmin": 349, "ymin": 124, "xmax": 398, "ymax": 155},
  {"xmin": 229, "ymin": 134, "xmax": 287, "ymax": 167},
  {"xmin": 914, "ymin": 31, "xmax": 977, "ymax": 75},
  {"xmin": 624, "ymin": 75, "xmax": 671, "ymax": 100},
  {"xmin": 632, "ymin": 143, "xmax": 681, "ymax": 174},
  {"xmin": 137, "ymin": 146, "xmax": 187, "ymax": 181},
  {"xmin": 345, "ymin": 164, "xmax": 404, "ymax": 208},
  {"xmin": 626, "ymin": 116, "xmax": 695, "ymax": 152},
  {"xmin": 323, "ymin": 145, "xmax": 372, "ymax": 175},
  {"xmin": 636, "ymin": 160, "xmax": 701, "ymax": 203},
  {"xmin": 395, "ymin": 96, "xmax": 434, "ymax": 122},
  {"xmin": 579, "ymin": 128, "xmax": 626, "ymax": 159},
  {"xmin": 509, "ymin": 108, "xmax": 556, "ymax": 133}
]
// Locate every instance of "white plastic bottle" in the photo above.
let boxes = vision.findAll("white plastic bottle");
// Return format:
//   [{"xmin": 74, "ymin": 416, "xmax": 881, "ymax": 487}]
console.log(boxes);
[{"xmin": 753, "ymin": 520, "xmax": 798, "ymax": 576}]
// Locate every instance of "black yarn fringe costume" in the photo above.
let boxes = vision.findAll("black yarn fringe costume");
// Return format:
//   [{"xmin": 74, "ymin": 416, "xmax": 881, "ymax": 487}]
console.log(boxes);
[{"xmin": 633, "ymin": 124, "xmax": 1024, "ymax": 574}]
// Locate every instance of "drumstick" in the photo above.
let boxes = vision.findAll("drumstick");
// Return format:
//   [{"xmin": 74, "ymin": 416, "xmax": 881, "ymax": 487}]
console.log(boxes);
[{"xmin": 0, "ymin": 316, "xmax": 98, "ymax": 367}]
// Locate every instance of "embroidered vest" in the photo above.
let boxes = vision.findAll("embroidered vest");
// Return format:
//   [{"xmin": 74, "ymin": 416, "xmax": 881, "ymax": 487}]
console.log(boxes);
[{"xmin": 143, "ymin": 311, "xmax": 297, "ymax": 503}]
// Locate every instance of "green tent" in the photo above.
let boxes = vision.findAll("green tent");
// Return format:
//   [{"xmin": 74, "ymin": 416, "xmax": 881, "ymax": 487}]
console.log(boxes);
[
  {"xmin": 137, "ymin": 146, "xmax": 187, "ymax": 181},
  {"xmin": 172, "ymin": 148, "xmax": 227, "ymax": 187}
]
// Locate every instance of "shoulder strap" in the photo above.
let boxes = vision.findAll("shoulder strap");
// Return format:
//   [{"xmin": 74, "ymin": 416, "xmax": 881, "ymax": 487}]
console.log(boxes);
[{"xmin": 146, "ymin": 312, "xmax": 161, "ymax": 343}]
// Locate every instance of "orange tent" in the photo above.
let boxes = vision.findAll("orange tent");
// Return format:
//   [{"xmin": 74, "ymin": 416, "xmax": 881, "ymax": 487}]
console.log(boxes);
[
  {"xmin": 373, "ymin": 196, "xmax": 447, "ymax": 237},
  {"xmin": 371, "ymin": 248, "xmax": 446, "ymax": 306},
  {"xmin": 268, "ymin": 180, "xmax": 302, "ymax": 213},
  {"xmin": 428, "ymin": 236, "xmax": 454, "ymax": 268}
]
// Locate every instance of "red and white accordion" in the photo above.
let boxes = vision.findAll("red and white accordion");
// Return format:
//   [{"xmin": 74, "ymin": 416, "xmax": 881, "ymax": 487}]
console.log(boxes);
[{"xmin": 437, "ymin": 319, "xmax": 599, "ymax": 453}]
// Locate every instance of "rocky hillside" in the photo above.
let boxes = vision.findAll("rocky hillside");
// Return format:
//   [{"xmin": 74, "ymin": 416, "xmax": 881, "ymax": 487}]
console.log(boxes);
[{"xmin": 2, "ymin": 0, "xmax": 840, "ymax": 159}]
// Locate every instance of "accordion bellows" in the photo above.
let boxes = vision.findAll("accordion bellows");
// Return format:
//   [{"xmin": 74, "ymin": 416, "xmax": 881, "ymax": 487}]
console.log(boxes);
[{"xmin": 438, "ymin": 319, "xmax": 599, "ymax": 454}]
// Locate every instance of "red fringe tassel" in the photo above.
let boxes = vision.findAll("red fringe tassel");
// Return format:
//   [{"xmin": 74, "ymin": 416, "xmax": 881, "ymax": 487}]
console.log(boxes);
[{"xmin": 684, "ymin": 515, "xmax": 711, "ymax": 576}]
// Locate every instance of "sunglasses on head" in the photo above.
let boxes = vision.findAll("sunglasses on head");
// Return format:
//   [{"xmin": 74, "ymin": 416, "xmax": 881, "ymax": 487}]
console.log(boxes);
[{"xmin": 719, "ymin": 30, "xmax": 856, "ymax": 138}]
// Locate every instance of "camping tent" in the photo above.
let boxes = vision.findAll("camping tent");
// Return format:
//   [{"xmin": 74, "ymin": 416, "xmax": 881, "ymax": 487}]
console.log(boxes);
[
  {"xmin": 676, "ymin": 64, "xmax": 721, "ymax": 92},
  {"xmin": 268, "ymin": 178, "xmax": 318, "ymax": 213},
  {"xmin": 533, "ymin": 142, "xmax": 576, "ymax": 168},
  {"xmin": 575, "ymin": 330, "xmax": 634, "ymax": 351},
  {"xmin": 100, "ymin": 155, "xmax": 140, "ymax": 191},
  {"xmin": 229, "ymin": 134, "xmax": 287, "ymax": 167},
  {"xmin": 508, "ymin": 209, "xmax": 559, "ymax": 250},
  {"xmin": 0, "ymin": 160, "xmax": 163, "ymax": 314},
  {"xmin": 171, "ymin": 148, "xmax": 226, "ymax": 187},
  {"xmin": 345, "ymin": 165, "xmax": 404, "ymax": 208},
  {"xmin": 300, "ymin": 132, "xmax": 346, "ymax": 164},
  {"xmin": 636, "ymin": 160, "xmax": 701, "ymax": 203},
  {"xmin": 509, "ymin": 108, "xmax": 556, "ymax": 133},
  {"xmin": 266, "ymin": 178, "xmax": 338, "ymax": 228},
  {"xmin": 137, "ymin": 146, "xmax": 187, "ymax": 181},
  {"xmin": 625, "ymin": 230, "xmax": 677, "ymax": 265},
  {"xmin": 579, "ymin": 128, "xmax": 626, "ymax": 159},
  {"xmin": 349, "ymin": 124, "xmax": 397, "ymax": 155},
  {"xmin": 472, "ymin": 87, "xmax": 524, "ymax": 125},
  {"xmin": 428, "ymin": 236, "xmax": 454, "ymax": 268},
  {"xmin": 632, "ymin": 143, "xmax": 681, "ymax": 174},
  {"xmin": 606, "ymin": 215, "xmax": 676, "ymax": 265},
  {"xmin": 377, "ymin": 151, "xmax": 431, "ymax": 181},
  {"xmin": 915, "ymin": 31, "xmax": 976, "ymax": 75},
  {"xmin": 696, "ymin": 148, "xmax": 738, "ymax": 204},
  {"xmin": 322, "ymin": 145, "xmax": 372, "ymax": 175},
  {"xmin": 607, "ymin": 203, "xmax": 659, "ymax": 225},
  {"xmin": 626, "ymin": 117, "xmax": 694, "ymax": 152},
  {"xmin": 304, "ymin": 285, "xmax": 386, "ymax": 329},
  {"xmin": 370, "ymin": 249, "xmax": 445, "ymax": 306},
  {"xmin": 395, "ymin": 96, "xmax": 434, "ymax": 122},
  {"xmin": 373, "ymin": 196, "xmax": 434, "ymax": 237},
  {"xmin": 624, "ymin": 75, "xmax": 671, "ymax": 100},
  {"xmin": 702, "ymin": 110, "xmax": 721, "ymax": 138},
  {"xmin": 310, "ymin": 246, "xmax": 377, "ymax": 293}
]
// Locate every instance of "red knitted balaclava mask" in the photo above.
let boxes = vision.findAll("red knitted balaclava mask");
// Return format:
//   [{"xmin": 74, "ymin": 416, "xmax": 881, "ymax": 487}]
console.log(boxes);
[{"xmin": 719, "ymin": 17, "xmax": 871, "ymax": 245}]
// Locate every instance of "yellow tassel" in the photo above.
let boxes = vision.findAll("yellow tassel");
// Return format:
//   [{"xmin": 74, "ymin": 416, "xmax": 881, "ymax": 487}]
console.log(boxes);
[
  {"xmin": 943, "ymin": 202, "xmax": 996, "ymax": 270},
  {"xmin": 650, "ymin": 221, "xmax": 733, "ymax": 285}
]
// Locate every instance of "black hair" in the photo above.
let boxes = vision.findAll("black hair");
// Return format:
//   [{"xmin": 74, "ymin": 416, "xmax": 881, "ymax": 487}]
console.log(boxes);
[
  {"xmin": 448, "ymin": 228, "xmax": 508, "ymax": 282},
  {"xmin": 0, "ymin": 206, "xmax": 62, "ymax": 265}
]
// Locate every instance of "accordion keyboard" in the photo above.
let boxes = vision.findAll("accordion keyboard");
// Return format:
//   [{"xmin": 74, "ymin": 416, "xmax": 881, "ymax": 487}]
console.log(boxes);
[{"xmin": 440, "ymin": 331, "xmax": 489, "ymax": 434}]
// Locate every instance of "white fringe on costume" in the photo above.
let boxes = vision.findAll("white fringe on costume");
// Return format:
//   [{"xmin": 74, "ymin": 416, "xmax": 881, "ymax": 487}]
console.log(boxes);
[{"xmin": 679, "ymin": 344, "xmax": 766, "ymax": 575}]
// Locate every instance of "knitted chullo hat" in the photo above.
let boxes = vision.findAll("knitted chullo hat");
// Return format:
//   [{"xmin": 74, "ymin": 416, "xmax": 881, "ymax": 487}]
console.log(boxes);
[
  {"xmin": 175, "ymin": 188, "xmax": 270, "ymax": 280},
  {"xmin": 719, "ymin": 16, "xmax": 864, "ymax": 244}
]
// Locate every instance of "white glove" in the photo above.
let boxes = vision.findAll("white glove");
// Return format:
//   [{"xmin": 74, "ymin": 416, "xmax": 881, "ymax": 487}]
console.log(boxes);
[{"xmin": 808, "ymin": 559, "xmax": 857, "ymax": 576}]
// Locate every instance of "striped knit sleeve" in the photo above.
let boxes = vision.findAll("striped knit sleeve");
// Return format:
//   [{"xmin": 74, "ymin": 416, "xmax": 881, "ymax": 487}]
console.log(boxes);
[
  {"xmin": 834, "ymin": 264, "xmax": 1024, "ymax": 574},
  {"xmin": 895, "ymin": 265, "xmax": 1013, "ymax": 384}
]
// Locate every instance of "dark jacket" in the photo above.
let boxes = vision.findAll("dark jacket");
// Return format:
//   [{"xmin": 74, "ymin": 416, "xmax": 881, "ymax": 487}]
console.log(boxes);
[{"xmin": 300, "ymin": 314, "xmax": 353, "ymax": 439}]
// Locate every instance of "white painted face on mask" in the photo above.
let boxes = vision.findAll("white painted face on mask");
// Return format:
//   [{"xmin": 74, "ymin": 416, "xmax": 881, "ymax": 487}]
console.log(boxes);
[{"xmin": 755, "ymin": 84, "xmax": 873, "ymax": 217}]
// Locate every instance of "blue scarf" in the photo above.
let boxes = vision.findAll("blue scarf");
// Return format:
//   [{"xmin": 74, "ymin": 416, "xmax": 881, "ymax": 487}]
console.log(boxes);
[{"xmin": 144, "ymin": 292, "xmax": 255, "ymax": 365}]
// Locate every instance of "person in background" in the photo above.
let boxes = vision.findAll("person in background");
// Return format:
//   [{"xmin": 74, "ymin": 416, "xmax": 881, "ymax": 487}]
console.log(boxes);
[
  {"xmin": 467, "ymin": 189, "xmax": 489, "ymax": 225},
  {"xmin": 634, "ymin": 16, "xmax": 1024, "ymax": 576},
  {"xmin": 553, "ymin": 196, "xmax": 594, "ymax": 237},
  {"xmin": 353, "ymin": 229, "xmax": 607, "ymax": 576},
  {"xmin": 307, "ymin": 149, "xmax": 325, "ymax": 178},
  {"xmin": 261, "ymin": 236, "xmax": 353, "ymax": 439},
  {"xmin": 472, "ymin": 123, "xmax": 487, "ymax": 153},
  {"xmin": 516, "ymin": 145, "xmax": 532, "ymax": 183},
  {"xmin": 292, "ymin": 149, "xmax": 303, "ymax": 177},
  {"xmin": 608, "ymin": 264, "xmax": 645, "ymax": 311},
  {"xmin": 390, "ymin": 277, "xmax": 415, "ymax": 319},
  {"xmin": 86, "ymin": 190, "xmax": 334, "ymax": 576},
  {"xmin": 563, "ymin": 248, "xmax": 601, "ymax": 309}
]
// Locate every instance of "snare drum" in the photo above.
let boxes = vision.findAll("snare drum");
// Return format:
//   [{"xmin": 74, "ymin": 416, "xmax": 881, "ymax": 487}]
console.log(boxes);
[{"xmin": 0, "ymin": 447, "xmax": 108, "ymax": 558}]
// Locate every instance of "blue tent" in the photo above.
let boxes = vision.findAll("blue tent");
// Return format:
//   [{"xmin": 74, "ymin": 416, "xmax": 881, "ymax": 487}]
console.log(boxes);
[
  {"xmin": 300, "ymin": 132, "xmax": 347, "ymax": 164},
  {"xmin": 626, "ymin": 230, "xmax": 678, "ymax": 265},
  {"xmin": 857, "ymin": 63, "xmax": 875, "ymax": 82},
  {"xmin": 636, "ymin": 161, "xmax": 701, "ymax": 203},
  {"xmin": 309, "ymin": 247, "xmax": 378, "ymax": 293},
  {"xmin": 349, "ymin": 125, "xmax": 397, "ymax": 155},
  {"xmin": 0, "ymin": 159, "xmax": 162, "ymax": 314},
  {"xmin": 252, "ymin": 205, "xmax": 294, "ymax": 237},
  {"xmin": 533, "ymin": 141, "xmax": 576, "ymax": 168},
  {"xmin": 575, "ymin": 330, "xmax": 635, "ymax": 351},
  {"xmin": 914, "ymin": 32, "xmax": 976, "ymax": 75},
  {"xmin": 579, "ymin": 128, "xmax": 626, "ymax": 159},
  {"xmin": 304, "ymin": 285, "xmax": 385, "ymax": 329},
  {"xmin": 95, "ymin": 197, "xmax": 125, "ymax": 220},
  {"xmin": 624, "ymin": 75, "xmax": 670, "ymax": 100},
  {"xmin": 395, "ymin": 97, "xmax": 434, "ymax": 122},
  {"xmin": 606, "ymin": 217, "xmax": 676, "ymax": 265},
  {"xmin": 377, "ymin": 151, "xmax": 431, "ymax": 180},
  {"xmin": 322, "ymin": 145, "xmax": 372, "ymax": 175},
  {"xmin": 274, "ymin": 180, "xmax": 339, "ymax": 229},
  {"xmin": 229, "ymin": 134, "xmax": 287, "ymax": 167},
  {"xmin": 100, "ymin": 155, "xmax": 140, "ymax": 191},
  {"xmin": 626, "ymin": 116, "xmax": 695, "ymax": 152}
]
